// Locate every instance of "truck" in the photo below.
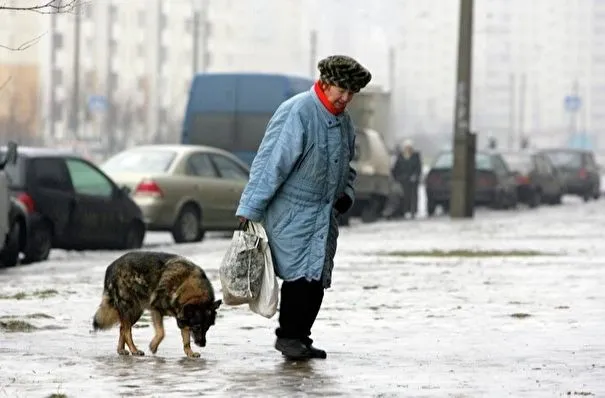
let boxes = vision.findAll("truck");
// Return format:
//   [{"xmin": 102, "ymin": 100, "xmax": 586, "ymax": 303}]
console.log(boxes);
[{"xmin": 181, "ymin": 73, "xmax": 314, "ymax": 166}]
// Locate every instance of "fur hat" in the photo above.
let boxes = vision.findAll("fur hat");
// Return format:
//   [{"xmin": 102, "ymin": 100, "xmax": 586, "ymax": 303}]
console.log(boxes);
[{"xmin": 317, "ymin": 55, "xmax": 372, "ymax": 93}]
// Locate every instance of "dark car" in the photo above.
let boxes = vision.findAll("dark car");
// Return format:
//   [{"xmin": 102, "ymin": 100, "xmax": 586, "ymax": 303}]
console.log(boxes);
[
  {"xmin": 2, "ymin": 147, "xmax": 146, "ymax": 263},
  {"xmin": 537, "ymin": 148, "xmax": 600, "ymax": 201},
  {"xmin": 501, "ymin": 152, "xmax": 564, "ymax": 207},
  {"xmin": 424, "ymin": 151, "xmax": 518, "ymax": 216}
]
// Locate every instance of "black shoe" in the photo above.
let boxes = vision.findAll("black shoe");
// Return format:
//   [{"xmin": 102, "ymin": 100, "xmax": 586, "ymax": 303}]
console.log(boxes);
[
  {"xmin": 301, "ymin": 338, "xmax": 327, "ymax": 359},
  {"xmin": 275, "ymin": 338, "xmax": 311, "ymax": 360}
]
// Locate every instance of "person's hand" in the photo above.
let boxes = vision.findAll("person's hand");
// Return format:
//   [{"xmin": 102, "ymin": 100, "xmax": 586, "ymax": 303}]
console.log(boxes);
[{"xmin": 334, "ymin": 194, "xmax": 353, "ymax": 214}]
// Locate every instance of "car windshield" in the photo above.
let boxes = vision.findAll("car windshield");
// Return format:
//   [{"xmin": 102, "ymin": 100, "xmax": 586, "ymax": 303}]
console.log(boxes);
[
  {"xmin": 502, "ymin": 154, "xmax": 531, "ymax": 173},
  {"xmin": 543, "ymin": 151, "xmax": 582, "ymax": 169},
  {"xmin": 432, "ymin": 152, "xmax": 492, "ymax": 170},
  {"xmin": 101, "ymin": 149, "xmax": 177, "ymax": 174}
]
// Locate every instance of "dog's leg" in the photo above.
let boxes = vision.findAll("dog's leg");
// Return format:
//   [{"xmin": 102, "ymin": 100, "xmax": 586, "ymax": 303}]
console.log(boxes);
[
  {"xmin": 148, "ymin": 310, "xmax": 165, "ymax": 354},
  {"xmin": 117, "ymin": 322, "xmax": 129, "ymax": 355},
  {"xmin": 181, "ymin": 327, "xmax": 200, "ymax": 358},
  {"xmin": 123, "ymin": 321, "xmax": 145, "ymax": 356}
]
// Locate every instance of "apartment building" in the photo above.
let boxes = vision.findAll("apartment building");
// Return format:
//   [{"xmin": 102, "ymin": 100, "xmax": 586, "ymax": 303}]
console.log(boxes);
[
  {"xmin": 37, "ymin": 0, "xmax": 310, "ymax": 153},
  {"xmin": 5, "ymin": 0, "xmax": 605, "ymax": 154},
  {"xmin": 0, "ymin": 4, "xmax": 45, "ymax": 143}
]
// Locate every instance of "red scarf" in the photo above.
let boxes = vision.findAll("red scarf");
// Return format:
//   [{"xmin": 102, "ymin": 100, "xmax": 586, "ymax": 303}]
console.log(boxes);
[{"xmin": 314, "ymin": 81, "xmax": 342, "ymax": 115}]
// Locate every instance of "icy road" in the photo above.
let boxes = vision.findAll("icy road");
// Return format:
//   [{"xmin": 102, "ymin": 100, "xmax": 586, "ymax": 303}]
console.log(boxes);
[{"xmin": 0, "ymin": 197, "xmax": 604, "ymax": 397}]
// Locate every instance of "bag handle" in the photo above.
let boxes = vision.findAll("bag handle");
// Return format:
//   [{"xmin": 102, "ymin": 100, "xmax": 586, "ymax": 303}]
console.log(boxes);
[
  {"xmin": 238, "ymin": 219, "xmax": 250, "ymax": 231},
  {"xmin": 239, "ymin": 219, "xmax": 261, "ymax": 235}
]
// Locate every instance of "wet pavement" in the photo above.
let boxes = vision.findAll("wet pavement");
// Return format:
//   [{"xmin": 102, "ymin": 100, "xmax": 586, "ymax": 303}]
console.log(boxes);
[{"xmin": 1, "ymin": 196, "xmax": 604, "ymax": 397}]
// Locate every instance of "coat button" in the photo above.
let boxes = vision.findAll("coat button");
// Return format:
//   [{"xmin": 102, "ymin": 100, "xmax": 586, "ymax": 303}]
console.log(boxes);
[
  {"xmin": 334, "ymin": 159, "xmax": 338, "ymax": 163},
  {"xmin": 325, "ymin": 199, "xmax": 330, "ymax": 204}
]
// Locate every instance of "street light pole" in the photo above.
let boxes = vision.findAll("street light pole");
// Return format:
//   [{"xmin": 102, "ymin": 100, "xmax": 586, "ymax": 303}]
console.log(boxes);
[
  {"xmin": 192, "ymin": 1, "xmax": 200, "ymax": 75},
  {"xmin": 450, "ymin": 0, "xmax": 475, "ymax": 219}
]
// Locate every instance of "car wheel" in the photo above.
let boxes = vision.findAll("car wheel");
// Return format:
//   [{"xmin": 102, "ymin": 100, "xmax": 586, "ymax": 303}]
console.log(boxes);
[
  {"xmin": 123, "ymin": 221, "xmax": 145, "ymax": 249},
  {"xmin": 23, "ymin": 221, "xmax": 52, "ymax": 264},
  {"xmin": 0, "ymin": 221, "xmax": 20, "ymax": 268},
  {"xmin": 529, "ymin": 190, "xmax": 541, "ymax": 208},
  {"xmin": 172, "ymin": 205, "xmax": 204, "ymax": 243}
]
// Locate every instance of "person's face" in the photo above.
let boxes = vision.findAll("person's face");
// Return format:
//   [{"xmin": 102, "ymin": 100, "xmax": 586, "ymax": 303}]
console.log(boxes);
[{"xmin": 321, "ymin": 83, "xmax": 356, "ymax": 110}]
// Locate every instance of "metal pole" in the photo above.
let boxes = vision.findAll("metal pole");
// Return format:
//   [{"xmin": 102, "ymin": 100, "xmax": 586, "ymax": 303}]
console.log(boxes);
[
  {"xmin": 70, "ymin": 5, "xmax": 82, "ymax": 139},
  {"xmin": 570, "ymin": 79, "xmax": 579, "ymax": 144},
  {"xmin": 192, "ymin": 3, "xmax": 200, "ymax": 75},
  {"xmin": 388, "ymin": 46, "xmax": 396, "ymax": 92},
  {"xmin": 201, "ymin": 0, "xmax": 210, "ymax": 72},
  {"xmin": 518, "ymin": 72, "xmax": 526, "ymax": 149},
  {"xmin": 309, "ymin": 30, "xmax": 317, "ymax": 78},
  {"xmin": 156, "ymin": 0, "xmax": 163, "ymax": 142},
  {"xmin": 508, "ymin": 73, "xmax": 515, "ymax": 150},
  {"xmin": 49, "ymin": 0, "xmax": 59, "ymax": 140},
  {"xmin": 450, "ymin": 0, "xmax": 475, "ymax": 219}
]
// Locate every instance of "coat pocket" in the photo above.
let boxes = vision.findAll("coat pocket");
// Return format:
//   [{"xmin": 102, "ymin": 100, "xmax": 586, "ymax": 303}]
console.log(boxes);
[
  {"xmin": 272, "ymin": 206, "xmax": 295, "ymax": 236},
  {"xmin": 295, "ymin": 142, "xmax": 315, "ymax": 171}
]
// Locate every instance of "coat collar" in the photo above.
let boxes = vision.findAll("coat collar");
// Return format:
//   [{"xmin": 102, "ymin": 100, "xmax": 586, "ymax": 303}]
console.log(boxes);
[{"xmin": 310, "ymin": 86, "xmax": 345, "ymax": 127}]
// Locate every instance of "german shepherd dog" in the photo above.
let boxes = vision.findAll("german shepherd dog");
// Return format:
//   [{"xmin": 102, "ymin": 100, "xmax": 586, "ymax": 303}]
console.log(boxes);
[{"xmin": 92, "ymin": 251, "xmax": 222, "ymax": 358}]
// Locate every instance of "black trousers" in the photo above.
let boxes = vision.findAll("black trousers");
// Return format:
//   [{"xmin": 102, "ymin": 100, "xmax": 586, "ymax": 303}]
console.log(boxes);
[
  {"xmin": 402, "ymin": 181, "xmax": 419, "ymax": 215},
  {"xmin": 275, "ymin": 277, "xmax": 324, "ymax": 344}
]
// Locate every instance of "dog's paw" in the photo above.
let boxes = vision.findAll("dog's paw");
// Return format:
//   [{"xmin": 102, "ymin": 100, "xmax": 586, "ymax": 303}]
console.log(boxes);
[
  {"xmin": 117, "ymin": 349, "xmax": 130, "ymax": 356},
  {"xmin": 131, "ymin": 350, "xmax": 145, "ymax": 356},
  {"xmin": 186, "ymin": 351, "xmax": 201, "ymax": 358},
  {"xmin": 149, "ymin": 342, "xmax": 159, "ymax": 354}
]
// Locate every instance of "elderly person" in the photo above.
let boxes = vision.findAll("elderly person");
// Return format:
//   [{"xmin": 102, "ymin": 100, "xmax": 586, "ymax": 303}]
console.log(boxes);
[
  {"xmin": 235, "ymin": 55, "xmax": 371, "ymax": 360},
  {"xmin": 392, "ymin": 139, "xmax": 422, "ymax": 219}
]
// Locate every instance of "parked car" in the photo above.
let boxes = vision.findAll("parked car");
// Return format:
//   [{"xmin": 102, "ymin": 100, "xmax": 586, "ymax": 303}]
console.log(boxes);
[
  {"xmin": 501, "ymin": 152, "xmax": 563, "ymax": 207},
  {"xmin": 2, "ymin": 147, "xmax": 146, "ymax": 262},
  {"xmin": 340, "ymin": 128, "xmax": 392, "ymax": 225},
  {"xmin": 101, "ymin": 144, "xmax": 251, "ymax": 243},
  {"xmin": 424, "ymin": 150, "xmax": 518, "ymax": 215},
  {"xmin": 537, "ymin": 148, "xmax": 600, "ymax": 201},
  {"xmin": 0, "ymin": 142, "xmax": 29, "ymax": 268}
]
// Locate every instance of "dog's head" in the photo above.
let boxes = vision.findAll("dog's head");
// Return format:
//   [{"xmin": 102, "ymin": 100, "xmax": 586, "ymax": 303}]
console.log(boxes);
[{"xmin": 176, "ymin": 299, "xmax": 222, "ymax": 347}]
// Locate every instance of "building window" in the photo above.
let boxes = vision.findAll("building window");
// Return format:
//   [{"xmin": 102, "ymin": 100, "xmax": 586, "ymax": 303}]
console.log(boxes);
[{"xmin": 53, "ymin": 33, "xmax": 64, "ymax": 49}]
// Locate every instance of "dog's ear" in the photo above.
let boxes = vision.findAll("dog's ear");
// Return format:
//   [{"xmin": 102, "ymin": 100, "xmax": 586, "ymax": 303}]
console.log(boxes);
[{"xmin": 212, "ymin": 299, "xmax": 222, "ymax": 311}]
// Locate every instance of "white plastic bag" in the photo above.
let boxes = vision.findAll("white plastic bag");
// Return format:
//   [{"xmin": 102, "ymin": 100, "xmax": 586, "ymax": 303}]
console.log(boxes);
[
  {"xmin": 219, "ymin": 221, "xmax": 266, "ymax": 306},
  {"xmin": 248, "ymin": 222, "xmax": 279, "ymax": 318}
]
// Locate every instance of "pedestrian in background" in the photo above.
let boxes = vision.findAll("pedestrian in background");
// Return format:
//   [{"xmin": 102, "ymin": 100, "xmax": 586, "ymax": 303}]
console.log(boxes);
[
  {"xmin": 235, "ymin": 55, "xmax": 371, "ymax": 360},
  {"xmin": 392, "ymin": 139, "xmax": 422, "ymax": 219}
]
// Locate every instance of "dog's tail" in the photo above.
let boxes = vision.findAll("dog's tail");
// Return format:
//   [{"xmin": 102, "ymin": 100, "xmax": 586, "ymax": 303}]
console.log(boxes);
[{"xmin": 92, "ymin": 293, "xmax": 120, "ymax": 331}]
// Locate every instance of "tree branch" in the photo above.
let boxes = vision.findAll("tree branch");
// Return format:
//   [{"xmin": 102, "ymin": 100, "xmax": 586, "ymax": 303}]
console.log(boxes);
[
  {"xmin": 0, "ymin": 0, "xmax": 83, "ymax": 14},
  {"xmin": 0, "ymin": 32, "xmax": 46, "ymax": 51},
  {"xmin": 0, "ymin": 76, "xmax": 12, "ymax": 94}
]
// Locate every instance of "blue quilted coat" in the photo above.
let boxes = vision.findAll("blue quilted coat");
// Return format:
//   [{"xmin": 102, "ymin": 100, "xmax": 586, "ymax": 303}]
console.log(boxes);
[{"xmin": 235, "ymin": 86, "xmax": 356, "ymax": 288}]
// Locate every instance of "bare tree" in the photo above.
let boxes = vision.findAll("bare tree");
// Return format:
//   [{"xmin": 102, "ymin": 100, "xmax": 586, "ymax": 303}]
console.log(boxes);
[
  {"xmin": 0, "ymin": 0, "xmax": 83, "ymax": 51},
  {"xmin": 0, "ymin": 0, "xmax": 81, "ymax": 14}
]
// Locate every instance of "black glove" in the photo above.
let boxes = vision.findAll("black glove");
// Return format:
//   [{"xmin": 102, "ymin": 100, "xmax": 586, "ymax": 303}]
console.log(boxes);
[{"xmin": 334, "ymin": 194, "xmax": 353, "ymax": 214}]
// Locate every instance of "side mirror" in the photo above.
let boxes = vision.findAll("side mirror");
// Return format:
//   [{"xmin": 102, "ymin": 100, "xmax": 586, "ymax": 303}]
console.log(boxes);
[
  {"xmin": 120, "ymin": 185, "xmax": 131, "ymax": 196},
  {"xmin": 4, "ymin": 141, "xmax": 17, "ymax": 166}
]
